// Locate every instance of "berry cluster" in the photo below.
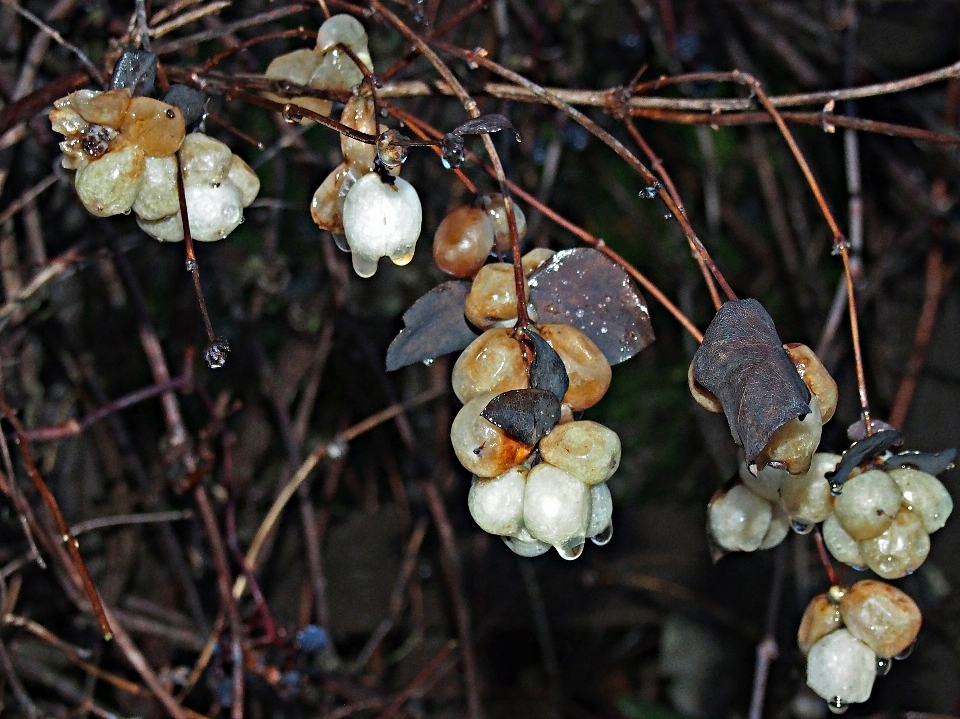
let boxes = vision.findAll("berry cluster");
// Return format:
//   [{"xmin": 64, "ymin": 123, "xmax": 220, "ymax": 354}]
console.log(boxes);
[
  {"xmin": 50, "ymin": 89, "xmax": 259, "ymax": 241},
  {"xmin": 276, "ymin": 15, "xmax": 422, "ymax": 278},
  {"xmin": 440, "ymin": 205, "xmax": 619, "ymax": 559},
  {"xmin": 799, "ymin": 580, "xmax": 921, "ymax": 710}
]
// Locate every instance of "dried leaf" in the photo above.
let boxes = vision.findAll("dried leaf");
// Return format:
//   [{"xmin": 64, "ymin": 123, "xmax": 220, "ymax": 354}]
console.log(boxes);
[
  {"xmin": 110, "ymin": 49, "xmax": 157, "ymax": 97},
  {"xmin": 692, "ymin": 299, "xmax": 811, "ymax": 463},
  {"xmin": 386, "ymin": 281, "xmax": 478, "ymax": 371},
  {"xmin": 882, "ymin": 448, "xmax": 957, "ymax": 475},
  {"xmin": 522, "ymin": 328, "xmax": 569, "ymax": 402},
  {"xmin": 826, "ymin": 429, "xmax": 902, "ymax": 490},
  {"xmin": 481, "ymin": 389, "xmax": 560, "ymax": 446},
  {"xmin": 528, "ymin": 248, "xmax": 655, "ymax": 364},
  {"xmin": 162, "ymin": 84, "xmax": 204, "ymax": 126},
  {"xmin": 452, "ymin": 114, "xmax": 520, "ymax": 141}
]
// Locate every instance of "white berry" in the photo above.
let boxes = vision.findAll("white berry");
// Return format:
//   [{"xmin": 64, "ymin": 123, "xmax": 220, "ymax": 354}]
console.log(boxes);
[
  {"xmin": 523, "ymin": 463, "xmax": 591, "ymax": 554},
  {"xmin": 708, "ymin": 483, "xmax": 772, "ymax": 553},
  {"xmin": 888, "ymin": 467, "xmax": 953, "ymax": 534},
  {"xmin": 806, "ymin": 629, "xmax": 876, "ymax": 704},
  {"xmin": 468, "ymin": 468, "xmax": 527, "ymax": 537}
]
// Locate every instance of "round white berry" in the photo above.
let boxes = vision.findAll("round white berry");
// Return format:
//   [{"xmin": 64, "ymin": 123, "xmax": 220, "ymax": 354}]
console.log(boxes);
[
  {"xmin": 522, "ymin": 463, "xmax": 591, "ymax": 553},
  {"xmin": 806, "ymin": 629, "xmax": 876, "ymax": 704},
  {"xmin": 468, "ymin": 468, "xmax": 527, "ymax": 537},
  {"xmin": 586, "ymin": 481, "xmax": 613, "ymax": 540},
  {"xmin": 539, "ymin": 420, "xmax": 621, "ymax": 486},
  {"xmin": 888, "ymin": 467, "xmax": 953, "ymax": 534},
  {"xmin": 780, "ymin": 452, "xmax": 840, "ymax": 525},
  {"xmin": 834, "ymin": 469, "xmax": 902, "ymax": 540},
  {"xmin": 708, "ymin": 483, "xmax": 772, "ymax": 553},
  {"xmin": 74, "ymin": 143, "xmax": 145, "ymax": 217},
  {"xmin": 822, "ymin": 514, "xmax": 866, "ymax": 568},
  {"xmin": 759, "ymin": 503, "xmax": 790, "ymax": 549},
  {"xmin": 738, "ymin": 460, "xmax": 787, "ymax": 503},
  {"xmin": 342, "ymin": 173, "xmax": 422, "ymax": 278}
]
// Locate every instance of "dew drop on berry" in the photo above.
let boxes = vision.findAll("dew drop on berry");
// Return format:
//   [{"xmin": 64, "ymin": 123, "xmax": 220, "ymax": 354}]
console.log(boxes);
[
  {"xmin": 876, "ymin": 658, "xmax": 892, "ymax": 676},
  {"xmin": 827, "ymin": 699, "xmax": 849, "ymax": 715},
  {"xmin": 556, "ymin": 539, "xmax": 585, "ymax": 561}
]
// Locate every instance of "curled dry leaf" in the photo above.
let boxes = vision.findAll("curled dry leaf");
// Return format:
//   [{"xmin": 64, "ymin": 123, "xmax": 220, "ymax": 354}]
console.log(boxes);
[
  {"xmin": 691, "ymin": 299, "xmax": 812, "ymax": 465},
  {"xmin": 825, "ymin": 429, "xmax": 902, "ymax": 490},
  {"xmin": 386, "ymin": 281, "xmax": 478, "ymax": 371},
  {"xmin": 522, "ymin": 328, "xmax": 569, "ymax": 402},
  {"xmin": 528, "ymin": 248, "xmax": 654, "ymax": 365},
  {"xmin": 481, "ymin": 389, "xmax": 561, "ymax": 446}
]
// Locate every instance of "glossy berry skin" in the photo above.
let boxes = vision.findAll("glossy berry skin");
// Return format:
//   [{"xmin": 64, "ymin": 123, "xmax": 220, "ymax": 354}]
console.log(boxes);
[
  {"xmin": 834, "ymin": 469, "xmax": 902, "ymax": 540},
  {"xmin": 785, "ymin": 343, "xmax": 839, "ymax": 423},
  {"xmin": 482, "ymin": 193, "xmax": 527, "ymax": 253},
  {"xmin": 780, "ymin": 452, "xmax": 840, "ymax": 524},
  {"xmin": 451, "ymin": 328, "xmax": 527, "ymax": 404},
  {"xmin": 468, "ymin": 467, "xmax": 527, "ymax": 537},
  {"xmin": 121, "ymin": 97, "xmax": 186, "ymax": 157},
  {"xmin": 539, "ymin": 324, "xmax": 611, "ymax": 411},
  {"xmin": 450, "ymin": 393, "xmax": 533, "ymax": 477},
  {"xmin": 858, "ymin": 508, "xmax": 930, "ymax": 580},
  {"xmin": 522, "ymin": 463, "xmax": 591, "ymax": 551},
  {"xmin": 433, "ymin": 206, "xmax": 496, "ymax": 278},
  {"xmin": 888, "ymin": 467, "xmax": 953, "ymax": 533},
  {"xmin": 822, "ymin": 513, "xmax": 866, "ymax": 568},
  {"xmin": 538, "ymin": 420, "xmax": 621, "ymax": 485},
  {"xmin": 806, "ymin": 629, "xmax": 876, "ymax": 704},
  {"xmin": 464, "ymin": 263, "xmax": 525, "ymax": 329},
  {"xmin": 797, "ymin": 593, "xmax": 842, "ymax": 656},
  {"xmin": 839, "ymin": 580, "xmax": 921, "ymax": 659},
  {"xmin": 756, "ymin": 397, "xmax": 822, "ymax": 476},
  {"xmin": 708, "ymin": 483, "xmax": 772, "ymax": 553}
]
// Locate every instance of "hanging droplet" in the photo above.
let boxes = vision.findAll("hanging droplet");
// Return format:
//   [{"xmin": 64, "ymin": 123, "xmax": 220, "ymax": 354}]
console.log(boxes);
[
  {"xmin": 876, "ymin": 657, "xmax": 892, "ymax": 676},
  {"xmin": 422, "ymin": 358, "xmax": 434, "ymax": 366},
  {"xmin": 895, "ymin": 642, "xmax": 915, "ymax": 660},
  {"xmin": 326, "ymin": 438, "xmax": 348, "ymax": 460},
  {"xmin": 791, "ymin": 519, "xmax": 814, "ymax": 535},
  {"xmin": 590, "ymin": 522, "xmax": 613, "ymax": 546},
  {"xmin": 556, "ymin": 538, "xmax": 585, "ymax": 560},
  {"xmin": 638, "ymin": 182, "xmax": 661, "ymax": 199},
  {"xmin": 204, "ymin": 337, "xmax": 230, "ymax": 369},
  {"xmin": 827, "ymin": 699, "xmax": 848, "ymax": 715},
  {"xmin": 829, "ymin": 481, "xmax": 843, "ymax": 496},
  {"xmin": 185, "ymin": 258, "xmax": 197, "ymax": 272}
]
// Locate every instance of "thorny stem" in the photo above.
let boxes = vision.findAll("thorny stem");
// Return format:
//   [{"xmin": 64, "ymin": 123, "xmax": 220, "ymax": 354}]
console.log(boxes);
[
  {"xmin": 373, "ymin": 0, "xmax": 528, "ymax": 328},
  {"xmin": 432, "ymin": 40, "xmax": 738, "ymax": 305},
  {"xmin": 175, "ymin": 156, "xmax": 216, "ymax": 344},
  {"xmin": 0, "ymin": 396, "xmax": 113, "ymax": 641}
]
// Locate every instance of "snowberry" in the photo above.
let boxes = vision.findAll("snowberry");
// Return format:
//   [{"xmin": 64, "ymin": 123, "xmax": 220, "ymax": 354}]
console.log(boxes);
[
  {"xmin": 708, "ymin": 483, "xmax": 773, "ymax": 553},
  {"xmin": 503, "ymin": 528, "xmax": 551, "ymax": 557},
  {"xmin": 521, "ymin": 248, "xmax": 556, "ymax": 278},
  {"xmin": 785, "ymin": 343, "xmax": 839, "ymax": 423},
  {"xmin": 312, "ymin": 14, "xmax": 373, "ymax": 91},
  {"xmin": 738, "ymin": 460, "xmax": 787, "ymax": 503},
  {"xmin": 780, "ymin": 452, "xmax": 840, "ymax": 525},
  {"xmin": 839, "ymin": 580, "xmax": 921, "ymax": 659},
  {"xmin": 756, "ymin": 396, "xmax": 822, "ymax": 476},
  {"xmin": 538, "ymin": 420, "xmax": 621, "ymax": 486},
  {"xmin": 179, "ymin": 132, "xmax": 233, "ymax": 185},
  {"xmin": 482, "ymin": 193, "xmax": 527, "ymax": 253},
  {"xmin": 74, "ymin": 142, "xmax": 145, "ymax": 217},
  {"xmin": 264, "ymin": 49, "xmax": 333, "ymax": 119},
  {"xmin": 539, "ymin": 324, "xmax": 612, "ymax": 411},
  {"xmin": 759, "ymin": 503, "xmax": 790, "ymax": 548},
  {"xmin": 833, "ymin": 469, "xmax": 902, "ymax": 540},
  {"xmin": 888, "ymin": 467, "xmax": 953, "ymax": 533},
  {"xmin": 797, "ymin": 594, "xmax": 842, "ymax": 656},
  {"xmin": 822, "ymin": 514, "xmax": 866, "ymax": 568},
  {"xmin": 132, "ymin": 156, "xmax": 179, "ymax": 220},
  {"xmin": 468, "ymin": 467, "xmax": 527, "ymax": 537},
  {"xmin": 464, "ymin": 263, "xmax": 526, "ymax": 329},
  {"xmin": 522, "ymin": 462, "xmax": 591, "ymax": 558},
  {"xmin": 310, "ymin": 162, "xmax": 364, "ymax": 234},
  {"xmin": 450, "ymin": 393, "xmax": 533, "ymax": 477},
  {"xmin": 433, "ymin": 206, "xmax": 496, "ymax": 278},
  {"xmin": 67, "ymin": 88, "xmax": 132, "ymax": 129},
  {"xmin": 806, "ymin": 629, "xmax": 876, "ymax": 705},
  {"xmin": 341, "ymin": 173, "xmax": 422, "ymax": 278},
  {"xmin": 587, "ymin": 482, "xmax": 613, "ymax": 544},
  {"xmin": 451, "ymin": 328, "xmax": 527, "ymax": 404},
  {"xmin": 857, "ymin": 508, "xmax": 930, "ymax": 580},
  {"xmin": 120, "ymin": 97, "xmax": 186, "ymax": 157},
  {"xmin": 340, "ymin": 94, "xmax": 378, "ymax": 171}
]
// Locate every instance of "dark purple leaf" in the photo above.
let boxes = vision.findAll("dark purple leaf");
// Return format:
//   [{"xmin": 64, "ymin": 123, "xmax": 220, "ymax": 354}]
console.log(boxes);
[
  {"xmin": 452, "ymin": 114, "xmax": 520, "ymax": 141},
  {"xmin": 825, "ymin": 429, "xmax": 902, "ymax": 492},
  {"xmin": 846, "ymin": 417, "xmax": 898, "ymax": 441},
  {"xmin": 528, "ymin": 248, "xmax": 655, "ymax": 364},
  {"xmin": 162, "ymin": 84, "xmax": 204, "ymax": 126},
  {"xmin": 386, "ymin": 281, "xmax": 478, "ymax": 371},
  {"xmin": 522, "ymin": 328, "xmax": 569, "ymax": 402},
  {"xmin": 481, "ymin": 389, "xmax": 560, "ymax": 446},
  {"xmin": 882, "ymin": 448, "xmax": 957, "ymax": 476},
  {"xmin": 691, "ymin": 299, "xmax": 811, "ymax": 464},
  {"xmin": 110, "ymin": 50, "xmax": 157, "ymax": 97}
]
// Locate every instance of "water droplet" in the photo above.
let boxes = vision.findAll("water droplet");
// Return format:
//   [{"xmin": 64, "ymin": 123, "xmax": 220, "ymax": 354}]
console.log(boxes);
[
  {"xmin": 876, "ymin": 657, "xmax": 892, "ymax": 675},
  {"xmin": 281, "ymin": 104, "xmax": 302, "ymax": 124},
  {"xmin": 638, "ymin": 181, "xmax": 661, "ymax": 199},
  {"xmin": 391, "ymin": 252, "xmax": 415, "ymax": 266},
  {"xmin": 895, "ymin": 642, "xmax": 915, "ymax": 660},
  {"xmin": 663, "ymin": 213, "xmax": 674, "ymax": 221},
  {"xmin": 850, "ymin": 564, "xmax": 867, "ymax": 571},
  {"xmin": 204, "ymin": 337, "xmax": 230, "ymax": 369},
  {"xmin": 827, "ymin": 698, "xmax": 848, "ymax": 715},
  {"xmin": 422, "ymin": 358, "xmax": 434, "ymax": 366},
  {"xmin": 590, "ymin": 522, "xmax": 613, "ymax": 546},
  {"xmin": 829, "ymin": 482, "xmax": 843, "ymax": 496},
  {"xmin": 185, "ymin": 258, "xmax": 197, "ymax": 272},
  {"xmin": 557, "ymin": 540, "xmax": 585, "ymax": 560},
  {"xmin": 600, "ymin": 326, "xmax": 608, "ymax": 334},
  {"xmin": 791, "ymin": 519, "xmax": 814, "ymax": 535},
  {"xmin": 326, "ymin": 438, "xmax": 348, "ymax": 460}
]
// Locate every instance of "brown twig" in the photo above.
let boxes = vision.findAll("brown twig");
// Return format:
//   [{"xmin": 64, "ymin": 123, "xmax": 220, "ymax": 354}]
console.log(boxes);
[{"xmin": 372, "ymin": 639, "xmax": 458, "ymax": 719}]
